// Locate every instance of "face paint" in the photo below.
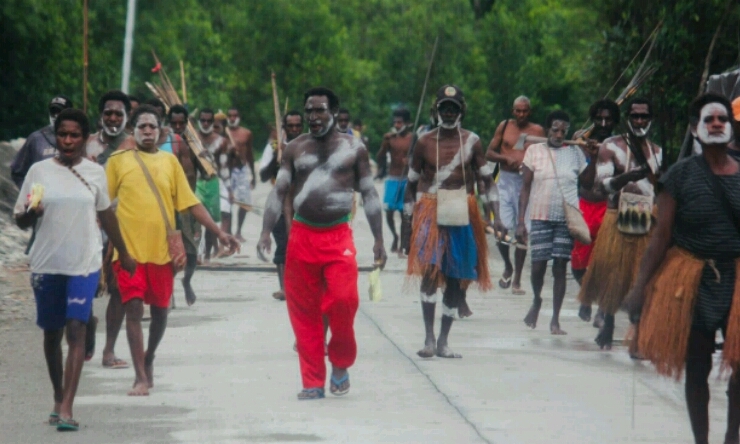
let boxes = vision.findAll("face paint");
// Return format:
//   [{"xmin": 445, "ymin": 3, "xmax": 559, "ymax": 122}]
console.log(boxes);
[
  {"xmin": 438, "ymin": 114, "xmax": 461, "ymax": 129},
  {"xmin": 628, "ymin": 120, "xmax": 652, "ymax": 138},
  {"xmin": 696, "ymin": 103, "xmax": 732, "ymax": 145},
  {"xmin": 312, "ymin": 114, "xmax": 334, "ymax": 138},
  {"xmin": 198, "ymin": 121, "xmax": 213, "ymax": 134},
  {"xmin": 228, "ymin": 117, "xmax": 240, "ymax": 128},
  {"xmin": 133, "ymin": 113, "xmax": 160, "ymax": 148},
  {"xmin": 103, "ymin": 113, "xmax": 127, "ymax": 137}
]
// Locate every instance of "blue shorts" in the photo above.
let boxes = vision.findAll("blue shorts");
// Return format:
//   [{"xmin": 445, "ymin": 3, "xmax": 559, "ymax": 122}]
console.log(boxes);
[
  {"xmin": 31, "ymin": 271, "xmax": 99, "ymax": 330},
  {"xmin": 383, "ymin": 178, "xmax": 407, "ymax": 212}
]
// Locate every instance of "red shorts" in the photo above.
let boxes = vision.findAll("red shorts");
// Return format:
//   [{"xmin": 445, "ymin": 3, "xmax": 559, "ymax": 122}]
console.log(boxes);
[
  {"xmin": 113, "ymin": 261, "xmax": 174, "ymax": 308},
  {"xmin": 571, "ymin": 198, "xmax": 608, "ymax": 270}
]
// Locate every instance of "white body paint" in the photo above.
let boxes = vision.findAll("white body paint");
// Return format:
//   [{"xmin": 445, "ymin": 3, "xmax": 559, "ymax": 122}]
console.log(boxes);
[
  {"xmin": 292, "ymin": 138, "xmax": 357, "ymax": 213},
  {"xmin": 441, "ymin": 303, "xmax": 456, "ymax": 317},
  {"xmin": 428, "ymin": 133, "xmax": 477, "ymax": 194},
  {"xmin": 478, "ymin": 164, "xmax": 493, "ymax": 177},
  {"xmin": 697, "ymin": 103, "xmax": 732, "ymax": 145},
  {"xmin": 420, "ymin": 292, "xmax": 438, "ymax": 304},
  {"xmin": 133, "ymin": 114, "xmax": 159, "ymax": 146},
  {"xmin": 407, "ymin": 168, "xmax": 420, "ymax": 183},
  {"xmin": 403, "ymin": 202, "xmax": 414, "ymax": 216}
]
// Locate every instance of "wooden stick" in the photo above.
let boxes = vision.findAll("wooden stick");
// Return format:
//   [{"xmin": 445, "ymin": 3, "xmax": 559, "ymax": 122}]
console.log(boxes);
[
  {"xmin": 83, "ymin": 0, "xmax": 89, "ymax": 113},
  {"xmin": 524, "ymin": 135, "xmax": 587, "ymax": 147},
  {"xmin": 180, "ymin": 60, "xmax": 187, "ymax": 104},
  {"xmin": 271, "ymin": 71, "xmax": 283, "ymax": 163},
  {"xmin": 284, "ymin": 97, "xmax": 289, "ymax": 115}
]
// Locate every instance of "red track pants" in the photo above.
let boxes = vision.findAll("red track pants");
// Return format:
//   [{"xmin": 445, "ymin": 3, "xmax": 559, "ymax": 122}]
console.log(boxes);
[{"xmin": 285, "ymin": 220, "xmax": 359, "ymax": 389}]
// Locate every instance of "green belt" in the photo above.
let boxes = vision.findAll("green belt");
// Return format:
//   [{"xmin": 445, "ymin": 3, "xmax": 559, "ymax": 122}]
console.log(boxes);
[{"xmin": 294, "ymin": 213, "xmax": 351, "ymax": 227}]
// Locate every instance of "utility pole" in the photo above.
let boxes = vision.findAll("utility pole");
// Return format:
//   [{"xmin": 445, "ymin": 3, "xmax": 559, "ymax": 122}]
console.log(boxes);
[{"xmin": 121, "ymin": 0, "xmax": 137, "ymax": 93}]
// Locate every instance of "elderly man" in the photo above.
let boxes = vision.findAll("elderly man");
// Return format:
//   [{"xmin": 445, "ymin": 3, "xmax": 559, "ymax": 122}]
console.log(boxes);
[
  {"xmin": 258, "ymin": 87, "xmax": 386, "ymax": 400},
  {"xmin": 485, "ymin": 96, "xmax": 545, "ymax": 295},
  {"xmin": 106, "ymin": 105, "xmax": 239, "ymax": 396}
]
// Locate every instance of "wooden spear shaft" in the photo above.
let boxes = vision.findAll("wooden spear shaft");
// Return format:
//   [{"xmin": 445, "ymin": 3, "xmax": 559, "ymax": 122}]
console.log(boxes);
[
  {"xmin": 180, "ymin": 60, "xmax": 187, "ymax": 104},
  {"xmin": 271, "ymin": 71, "xmax": 283, "ymax": 162}
]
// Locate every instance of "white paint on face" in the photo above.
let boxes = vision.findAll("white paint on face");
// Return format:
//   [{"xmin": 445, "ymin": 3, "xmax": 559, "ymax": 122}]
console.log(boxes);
[
  {"xmin": 628, "ymin": 121, "xmax": 652, "ymax": 138},
  {"xmin": 228, "ymin": 117, "xmax": 240, "ymax": 128},
  {"xmin": 408, "ymin": 168, "xmax": 420, "ymax": 183},
  {"xmin": 697, "ymin": 103, "xmax": 732, "ymax": 145},
  {"xmin": 430, "ymin": 132, "xmax": 477, "ymax": 192},
  {"xmin": 438, "ymin": 114, "xmax": 461, "ymax": 129},
  {"xmin": 103, "ymin": 103, "xmax": 127, "ymax": 137},
  {"xmin": 199, "ymin": 121, "xmax": 213, "ymax": 134},
  {"xmin": 133, "ymin": 114, "xmax": 159, "ymax": 147},
  {"xmin": 312, "ymin": 114, "xmax": 334, "ymax": 138}
]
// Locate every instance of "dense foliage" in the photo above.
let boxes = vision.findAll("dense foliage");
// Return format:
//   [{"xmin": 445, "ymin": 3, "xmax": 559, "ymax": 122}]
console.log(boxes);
[{"xmin": 1, "ymin": 0, "xmax": 738, "ymax": 162}]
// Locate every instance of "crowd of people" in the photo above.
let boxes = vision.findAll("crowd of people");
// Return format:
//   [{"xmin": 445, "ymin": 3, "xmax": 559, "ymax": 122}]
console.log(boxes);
[{"xmin": 10, "ymin": 84, "xmax": 740, "ymax": 443}]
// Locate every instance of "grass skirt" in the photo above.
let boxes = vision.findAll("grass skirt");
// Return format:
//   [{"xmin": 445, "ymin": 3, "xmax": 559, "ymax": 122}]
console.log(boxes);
[
  {"xmin": 637, "ymin": 247, "xmax": 740, "ymax": 378},
  {"xmin": 406, "ymin": 194, "xmax": 491, "ymax": 291},
  {"xmin": 578, "ymin": 210, "xmax": 650, "ymax": 314}
]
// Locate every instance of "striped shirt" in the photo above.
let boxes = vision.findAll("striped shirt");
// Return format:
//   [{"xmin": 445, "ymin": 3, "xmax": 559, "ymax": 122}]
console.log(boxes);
[{"xmin": 660, "ymin": 156, "xmax": 740, "ymax": 331}]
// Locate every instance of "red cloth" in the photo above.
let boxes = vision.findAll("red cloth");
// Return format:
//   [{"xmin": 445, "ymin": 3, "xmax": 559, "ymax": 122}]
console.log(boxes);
[
  {"xmin": 114, "ymin": 261, "xmax": 174, "ymax": 308},
  {"xmin": 285, "ymin": 220, "xmax": 359, "ymax": 389},
  {"xmin": 571, "ymin": 198, "xmax": 608, "ymax": 270}
]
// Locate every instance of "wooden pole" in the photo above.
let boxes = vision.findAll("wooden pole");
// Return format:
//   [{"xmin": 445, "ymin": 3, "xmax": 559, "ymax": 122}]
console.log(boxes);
[
  {"xmin": 83, "ymin": 0, "xmax": 89, "ymax": 113},
  {"xmin": 180, "ymin": 60, "xmax": 187, "ymax": 104},
  {"xmin": 271, "ymin": 71, "xmax": 283, "ymax": 162}
]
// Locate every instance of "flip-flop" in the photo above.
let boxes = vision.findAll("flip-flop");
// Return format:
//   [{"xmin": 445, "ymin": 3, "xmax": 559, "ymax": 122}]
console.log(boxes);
[
  {"xmin": 297, "ymin": 388, "xmax": 325, "ymax": 400},
  {"xmin": 330, "ymin": 373, "xmax": 350, "ymax": 396},
  {"xmin": 498, "ymin": 276, "xmax": 512, "ymax": 289},
  {"xmin": 102, "ymin": 357, "xmax": 129, "ymax": 369},
  {"xmin": 48, "ymin": 413, "xmax": 60, "ymax": 426},
  {"xmin": 512, "ymin": 286, "xmax": 526, "ymax": 295},
  {"xmin": 56, "ymin": 418, "xmax": 79, "ymax": 432}
]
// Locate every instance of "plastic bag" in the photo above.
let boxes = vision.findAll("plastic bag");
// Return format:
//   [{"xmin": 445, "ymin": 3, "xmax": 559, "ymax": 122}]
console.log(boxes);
[{"xmin": 368, "ymin": 268, "xmax": 382, "ymax": 302}]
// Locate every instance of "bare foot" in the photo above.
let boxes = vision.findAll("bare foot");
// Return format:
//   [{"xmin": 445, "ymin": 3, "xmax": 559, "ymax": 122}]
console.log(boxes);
[
  {"xmin": 183, "ymin": 279, "xmax": 196, "ymax": 306},
  {"xmin": 595, "ymin": 323, "xmax": 614, "ymax": 350},
  {"xmin": 397, "ymin": 250, "xmax": 406, "ymax": 259},
  {"xmin": 272, "ymin": 290, "xmax": 286, "ymax": 301},
  {"xmin": 436, "ymin": 344, "xmax": 462, "ymax": 358},
  {"xmin": 550, "ymin": 322, "xmax": 567, "ymax": 335},
  {"xmin": 578, "ymin": 304, "xmax": 592, "ymax": 322},
  {"xmin": 458, "ymin": 299, "xmax": 473, "ymax": 319},
  {"xmin": 524, "ymin": 299, "xmax": 542, "ymax": 329},
  {"xmin": 592, "ymin": 310, "xmax": 605, "ymax": 329},
  {"xmin": 128, "ymin": 381, "xmax": 149, "ymax": 396},
  {"xmin": 236, "ymin": 234, "xmax": 246, "ymax": 243},
  {"xmin": 417, "ymin": 338, "xmax": 436, "ymax": 358},
  {"xmin": 390, "ymin": 237, "xmax": 399, "ymax": 253}
]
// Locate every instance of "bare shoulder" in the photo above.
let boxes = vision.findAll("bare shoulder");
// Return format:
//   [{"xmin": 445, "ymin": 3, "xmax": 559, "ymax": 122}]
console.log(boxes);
[
  {"xmin": 461, "ymin": 128, "xmax": 481, "ymax": 145},
  {"xmin": 649, "ymin": 139, "xmax": 663, "ymax": 154},
  {"xmin": 526, "ymin": 123, "xmax": 546, "ymax": 136}
]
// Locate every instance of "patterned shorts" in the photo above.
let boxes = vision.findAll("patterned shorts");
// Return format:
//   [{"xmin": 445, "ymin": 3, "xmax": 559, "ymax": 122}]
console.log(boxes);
[{"xmin": 530, "ymin": 219, "xmax": 573, "ymax": 263}]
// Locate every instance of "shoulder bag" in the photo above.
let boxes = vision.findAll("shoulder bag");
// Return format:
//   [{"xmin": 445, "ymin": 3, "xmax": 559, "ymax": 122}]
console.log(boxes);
[
  {"xmin": 132, "ymin": 151, "xmax": 187, "ymax": 272},
  {"xmin": 544, "ymin": 146, "xmax": 591, "ymax": 244},
  {"xmin": 617, "ymin": 139, "xmax": 656, "ymax": 235},
  {"xmin": 436, "ymin": 128, "xmax": 470, "ymax": 226}
]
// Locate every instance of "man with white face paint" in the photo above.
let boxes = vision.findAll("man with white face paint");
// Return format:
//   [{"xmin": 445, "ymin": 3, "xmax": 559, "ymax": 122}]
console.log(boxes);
[
  {"xmin": 106, "ymin": 105, "xmax": 239, "ymax": 396},
  {"xmin": 85, "ymin": 90, "xmax": 136, "ymax": 371},
  {"xmin": 577, "ymin": 97, "xmax": 662, "ymax": 351},
  {"xmin": 11, "ymin": 95, "xmax": 74, "ymax": 187},
  {"xmin": 226, "ymin": 107, "xmax": 256, "ymax": 242},
  {"xmin": 258, "ymin": 87, "xmax": 386, "ymax": 400},
  {"xmin": 624, "ymin": 94, "xmax": 740, "ymax": 444},
  {"xmin": 196, "ymin": 108, "xmax": 228, "ymax": 262},
  {"xmin": 404, "ymin": 84, "xmax": 504, "ymax": 359}
]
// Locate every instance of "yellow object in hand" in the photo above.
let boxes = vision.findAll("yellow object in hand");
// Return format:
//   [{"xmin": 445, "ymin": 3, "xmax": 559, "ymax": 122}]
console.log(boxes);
[
  {"xmin": 368, "ymin": 268, "xmax": 382, "ymax": 302},
  {"xmin": 28, "ymin": 183, "xmax": 45, "ymax": 210}
]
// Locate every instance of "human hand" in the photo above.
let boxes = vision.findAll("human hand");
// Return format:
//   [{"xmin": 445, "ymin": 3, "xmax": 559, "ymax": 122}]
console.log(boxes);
[
  {"xmin": 257, "ymin": 231, "xmax": 272, "ymax": 256},
  {"xmin": 218, "ymin": 232, "xmax": 241, "ymax": 255},
  {"xmin": 623, "ymin": 166, "xmax": 650, "ymax": 183},
  {"xmin": 119, "ymin": 252, "xmax": 138, "ymax": 277},
  {"xmin": 492, "ymin": 219, "xmax": 507, "ymax": 239},
  {"xmin": 373, "ymin": 240, "xmax": 387, "ymax": 270},
  {"xmin": 515, "ymin": 221, "xmax": 528, "ymax": 245},
  {"xmin": 622, "ymin": 288, "xmax": 644, "ymax": 324},
  {"xmin": 584, "ymin": 139, "xmax": 600, "ymax": 158}
]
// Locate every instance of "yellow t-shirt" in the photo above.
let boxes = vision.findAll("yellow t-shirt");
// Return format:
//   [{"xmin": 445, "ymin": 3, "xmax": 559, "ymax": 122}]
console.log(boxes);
[{"xmin": 106, "ymin": 149, "xmax": 200, "ymax": 264}]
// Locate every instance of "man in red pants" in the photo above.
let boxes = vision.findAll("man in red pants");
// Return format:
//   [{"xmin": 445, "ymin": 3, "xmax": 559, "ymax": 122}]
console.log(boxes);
[{"xmin": 258, "ymin": 87, "xmax": 387, "ymax": 400}]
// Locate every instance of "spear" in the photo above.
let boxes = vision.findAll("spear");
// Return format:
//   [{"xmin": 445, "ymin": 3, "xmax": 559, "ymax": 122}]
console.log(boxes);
[
  {"xmin": 180, "ymin": 60, "xmax": 187, "ymax": 104},
  {"xmin": 271, "ymin": 71, "xmax": 284, "ymax": 163}
]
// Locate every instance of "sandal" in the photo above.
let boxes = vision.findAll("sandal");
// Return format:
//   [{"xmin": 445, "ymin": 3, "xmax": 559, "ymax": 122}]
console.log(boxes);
[
  {"xmin": 498, "ymin": 276, "xmax": 512, "ymax": 289},
  {"xmin": 512, "ymin": 286, "xmax": 526, "ymax": 295},
  {"xmin": 102, "ymin": 357, "xmax": 129, "ymax": 369},
  {"xmin": 48, "ymin": 413, "xmax": 60, "ymax": 426},
  {"xmin": 56, "ymin": 418, "xmax": 79, "ymax": 432},
  {"xmin": 330, "ymin": 372, "xmax": 350, "ymax": 396},
  {"xmin": 297, "ymin": 388, "xmax": 325, "ymax": 400}
]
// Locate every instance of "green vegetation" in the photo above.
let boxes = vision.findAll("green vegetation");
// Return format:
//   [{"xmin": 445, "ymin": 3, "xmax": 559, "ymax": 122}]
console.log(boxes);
[{"xmin": 1, "ymin": 0, "xmax": 738, "ymax": 162}]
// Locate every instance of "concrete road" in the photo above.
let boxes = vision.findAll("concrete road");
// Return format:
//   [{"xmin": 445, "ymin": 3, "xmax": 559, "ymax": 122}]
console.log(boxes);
[{"xmin": 0, "ymin": 182, "xmax": 730, "ymax": 443}]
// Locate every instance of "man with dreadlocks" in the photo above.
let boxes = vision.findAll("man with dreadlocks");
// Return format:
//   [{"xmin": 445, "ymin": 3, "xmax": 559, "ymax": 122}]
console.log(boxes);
[
  {"xmin": 571, "ymin": 99, "xmax": 620, "ymax": 325},
  {"xmin": 577, "ymin": 97, "xmax": 662, "ymax": 350},
  {"xmin": 405, "ymin": 85, "xmax": 502, "ymax": 359}
]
